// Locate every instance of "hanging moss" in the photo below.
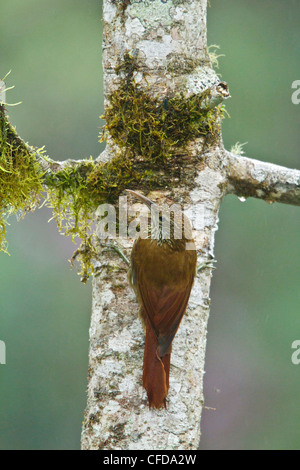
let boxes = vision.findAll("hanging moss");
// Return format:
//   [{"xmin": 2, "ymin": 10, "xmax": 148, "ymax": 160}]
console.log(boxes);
[
  {"xmin": 0, "ymin": 105, "xmax": 44, "ymax": 253},
  {"xmin": 44, "ymin": 151, "xmax": 168, "ymax": 282}
]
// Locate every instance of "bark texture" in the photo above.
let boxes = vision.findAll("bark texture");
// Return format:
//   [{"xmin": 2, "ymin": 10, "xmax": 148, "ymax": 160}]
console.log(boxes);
[{"xmin": 225, "ymin": 150, "xmax": 300, "ymax": 206}]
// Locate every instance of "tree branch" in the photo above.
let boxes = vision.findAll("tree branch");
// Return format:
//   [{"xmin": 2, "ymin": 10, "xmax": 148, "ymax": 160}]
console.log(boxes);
[
  {"xmin": 225, "ymin": 150, "xmax": 300, "ymax": 206},
  {"xmin": 1, "ymin": 108, "xmax": 84, "ymax": 173}
]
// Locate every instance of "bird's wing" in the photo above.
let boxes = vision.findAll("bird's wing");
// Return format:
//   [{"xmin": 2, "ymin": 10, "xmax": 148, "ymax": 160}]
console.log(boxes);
[{"xmin": 137, "ymin": 270, "xmax": 194, "ymax": 357}]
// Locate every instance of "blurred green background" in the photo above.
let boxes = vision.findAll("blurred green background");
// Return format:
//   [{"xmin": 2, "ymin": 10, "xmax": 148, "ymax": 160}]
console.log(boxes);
[{"xmin": 0, "ymin": 0, "xmax": 299, "ymax": 450}]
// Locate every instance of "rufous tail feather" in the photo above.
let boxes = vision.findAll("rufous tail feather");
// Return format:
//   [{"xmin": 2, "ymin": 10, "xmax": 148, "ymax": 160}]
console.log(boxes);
[{"xmin": 143, "ymin": 321, "xmax": 171, "ymax": 409}]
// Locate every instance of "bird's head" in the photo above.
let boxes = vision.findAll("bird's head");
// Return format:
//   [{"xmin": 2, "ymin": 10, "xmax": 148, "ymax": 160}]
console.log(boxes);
[{"xmin": 126, "ymin": 190, "xmax": 193, "ymax": 247}]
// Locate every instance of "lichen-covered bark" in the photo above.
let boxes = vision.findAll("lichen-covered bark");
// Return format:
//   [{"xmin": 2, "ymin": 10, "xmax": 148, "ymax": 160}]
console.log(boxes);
[{"xmin": 225, "ymin": 150, "xmax": 300, "ymax": 206}]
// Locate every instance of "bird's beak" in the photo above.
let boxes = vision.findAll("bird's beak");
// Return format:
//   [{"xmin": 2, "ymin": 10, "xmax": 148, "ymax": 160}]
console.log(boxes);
[{"xmin": 126, "ymin": 189, "xmax": 155, "ymax": 208}]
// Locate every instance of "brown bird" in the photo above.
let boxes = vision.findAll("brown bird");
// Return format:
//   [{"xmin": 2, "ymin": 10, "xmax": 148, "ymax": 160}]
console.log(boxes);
[{"xmin": 127, "ymin": 190, "xmax": 197, "ymax": 409}]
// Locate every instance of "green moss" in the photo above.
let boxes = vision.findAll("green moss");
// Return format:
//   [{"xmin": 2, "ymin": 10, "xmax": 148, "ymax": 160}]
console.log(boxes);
[
  {"xmin": 0, "ymin": 105, "xmax": 44, "ymax": 253},
  {"xmin": 103, "ymin": 54, "xmax": 221, "ymax": 164},
  {"xmin": 44, "ymin": 148, "xmax": 172, "ymax": 281}
]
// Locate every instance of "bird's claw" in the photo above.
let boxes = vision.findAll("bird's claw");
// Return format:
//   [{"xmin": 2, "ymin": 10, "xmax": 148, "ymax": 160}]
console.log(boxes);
[{"xmin": 197, "ymin": 259, "xmax": 217, "ymax": 273}]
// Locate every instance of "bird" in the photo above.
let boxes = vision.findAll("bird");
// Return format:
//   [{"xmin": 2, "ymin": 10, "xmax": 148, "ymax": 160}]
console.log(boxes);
[{"xmin": 126, "ymin": 189, "xmax": 197, "ymax": 409}]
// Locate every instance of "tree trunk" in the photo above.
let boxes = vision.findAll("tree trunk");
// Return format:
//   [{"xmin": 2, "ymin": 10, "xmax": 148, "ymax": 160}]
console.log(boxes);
[{"xmin": 81, "ymin": 0, "xmax": 224, "ymax": 450}]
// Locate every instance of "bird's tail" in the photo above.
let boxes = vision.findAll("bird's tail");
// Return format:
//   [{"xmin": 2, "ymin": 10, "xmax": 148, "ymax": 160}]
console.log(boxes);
[{"xmin": 143, "ymin": 322, "xmax": 171, "ymax": 409}]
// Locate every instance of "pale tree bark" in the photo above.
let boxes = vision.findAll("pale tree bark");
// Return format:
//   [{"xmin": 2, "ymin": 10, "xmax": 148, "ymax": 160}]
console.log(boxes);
[{"xmin": 80, "ymin": 0, "xmax": 300, "ymax": 450}]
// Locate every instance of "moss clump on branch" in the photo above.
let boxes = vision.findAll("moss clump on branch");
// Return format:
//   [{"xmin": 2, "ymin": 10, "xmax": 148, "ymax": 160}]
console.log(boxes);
[
  {"xmin": 44, "ymin": 150, "xmax": 168, "ymax": 281},
  {"xmin": 45, "ymin": 160, "xmax": 98, "ymax": 282},
  {"xmin": 0, "ymin": 105, "xmax": 44, "ymax": 253},
  {"xmin": 45, "ymin": 155, "xmax": 145, "ymax": 282},
  {"xmin": 103, "ymin": 53, "xmax": 221, "ymax": 163}
]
